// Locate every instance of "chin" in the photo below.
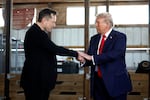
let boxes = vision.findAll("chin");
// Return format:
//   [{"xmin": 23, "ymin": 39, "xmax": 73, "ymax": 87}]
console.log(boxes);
[
  {"xmin": 47, "ymin": 30, "xmax": 52, "ymax": 33},
  {"xmin": 49, "ymin": 29, "xmax": 52, "ymax": 32}
]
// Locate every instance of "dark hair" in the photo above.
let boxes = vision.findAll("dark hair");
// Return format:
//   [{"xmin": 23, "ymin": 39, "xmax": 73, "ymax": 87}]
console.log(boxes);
[{"xmin": 37, "ymin": 8, "xmax": 57, "ymax": 22}]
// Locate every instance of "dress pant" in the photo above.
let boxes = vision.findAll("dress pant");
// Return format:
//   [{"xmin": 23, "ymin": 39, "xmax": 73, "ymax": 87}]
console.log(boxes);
[
  {"xmin": 23, "ymin": 85, "xmax": 50, "ymax": 100},
  {"xmin": 93, "ymin": 72, "xmax": 127, "ymax": 100}
]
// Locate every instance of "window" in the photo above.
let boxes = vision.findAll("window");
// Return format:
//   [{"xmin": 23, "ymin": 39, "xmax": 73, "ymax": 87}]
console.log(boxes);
[
  {"xmin": 67, "ymin": 7, "xmax": 84, "ymax": 25},
  {"xmin": 67, "ymin": 5, "xmax": 148, "ymax": 25},
  {"xmin": 0, "ymin": 8, "xmax": 4, "ymax": 27},
  {"xmin": 67, "ymin": 6, "xmax": 106, "ymax": 25},
  {"xmin": 108, "ymin": 5, "xmax": 148, "ymax": 24}
]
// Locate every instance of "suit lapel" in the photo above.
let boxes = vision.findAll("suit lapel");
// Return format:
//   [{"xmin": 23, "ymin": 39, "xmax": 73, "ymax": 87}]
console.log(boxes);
[
  {"xmin": 94, "ymin": 34, "xmax": 101, "ymax": 54},
  {"xmin": 103, "ymin": 30, "xmax": 116, "ymax": 51}
]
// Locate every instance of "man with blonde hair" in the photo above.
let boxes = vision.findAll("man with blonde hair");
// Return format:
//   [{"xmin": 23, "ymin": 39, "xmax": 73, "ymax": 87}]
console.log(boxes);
[{"xmin": 81, "ymin": 12, "xmax": 132, "ymax": 100}]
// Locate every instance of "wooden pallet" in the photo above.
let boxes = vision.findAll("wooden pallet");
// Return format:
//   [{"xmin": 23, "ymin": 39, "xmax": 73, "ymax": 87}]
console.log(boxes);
[
  {"xmin": 9, "ymin": 74, "xmax": 25, "ymax": 100},
  {"xmin": 0, "ymin": 72, "xmax": 149, "ymax": 100},
  {"xmin": 50, "ymin": 74, "xmax": 84, "ymax": 100},
  {"xmin": 0, "ymin": 74, "xmax": 84, "ymax": 100},
  {"xmin": 127, "ymin": 72, "xmax": 149, "ymax": 100},
  {"xmin": 0, "ymin": 74, "xmax": 4, "ymax": 97}
]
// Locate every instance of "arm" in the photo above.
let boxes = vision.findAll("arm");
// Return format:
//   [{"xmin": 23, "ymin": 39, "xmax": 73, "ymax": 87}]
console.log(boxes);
[
  {"xmin": 93, "ymin": 33, "xmax": 126, "ymax": 65},
  {"xmin": 37, "ymin": 30, "xmax": 78, "ymax": 57}
]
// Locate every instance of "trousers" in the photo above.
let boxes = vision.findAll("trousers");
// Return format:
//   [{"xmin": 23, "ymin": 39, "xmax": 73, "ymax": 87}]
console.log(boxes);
[{"xmin": 93, "ymin": 73, "xmax": 127, "ymax": 100}]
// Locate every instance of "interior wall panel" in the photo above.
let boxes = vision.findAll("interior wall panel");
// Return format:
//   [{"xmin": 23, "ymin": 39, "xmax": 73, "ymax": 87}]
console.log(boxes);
[
  {"xmin": 132, "ymin": 27, "xmax": 142, "ymax": 45},
  {"xmin": 124, "ymin": 27, "xmax": 134, "ymax": 46},
  {"xmin": 141, "ymin": 27, "xmax": 149, "ymax": 45},
  {"xmin": 0, "ymin": 26, "xmax": 149, "ymax": 69}
]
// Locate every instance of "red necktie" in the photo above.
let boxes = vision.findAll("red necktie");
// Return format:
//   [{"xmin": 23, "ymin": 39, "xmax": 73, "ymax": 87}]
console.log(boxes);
[{"xmin": 97, "ymin": 35, "xmax": 106, "ymax": 78}]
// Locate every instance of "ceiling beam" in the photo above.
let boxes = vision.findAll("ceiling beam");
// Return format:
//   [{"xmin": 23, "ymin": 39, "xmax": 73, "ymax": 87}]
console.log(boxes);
[{"xmin": 0, "ymin": 0, "xmax": 148, "ymax": 4}]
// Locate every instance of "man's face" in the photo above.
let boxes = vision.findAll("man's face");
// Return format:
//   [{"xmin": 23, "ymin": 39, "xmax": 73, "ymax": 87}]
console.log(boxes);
[
  {"xmin": 95, "ymin": 17, "xmax": 108, "ymax": 35},
  {"xmin": 45, "ymin": 14, "xmax": 57, "ymax": 32}
]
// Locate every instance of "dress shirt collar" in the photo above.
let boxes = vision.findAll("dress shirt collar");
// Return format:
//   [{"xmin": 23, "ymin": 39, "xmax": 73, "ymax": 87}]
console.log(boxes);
[{"xmin": 103, "ymin": 28, "xmax": 112, "ymax": 38}]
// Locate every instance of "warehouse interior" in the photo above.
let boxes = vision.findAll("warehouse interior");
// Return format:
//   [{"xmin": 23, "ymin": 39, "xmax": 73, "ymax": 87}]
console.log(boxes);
[{"xmin": 0, "ymin": 0, "xmax": 150, "ymax": 100}]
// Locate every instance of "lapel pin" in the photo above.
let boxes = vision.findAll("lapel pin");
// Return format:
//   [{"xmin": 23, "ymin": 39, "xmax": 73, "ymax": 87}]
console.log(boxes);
[{"xmin": 110, "ymin": 36, "xmax": 112, "ymax": 39}]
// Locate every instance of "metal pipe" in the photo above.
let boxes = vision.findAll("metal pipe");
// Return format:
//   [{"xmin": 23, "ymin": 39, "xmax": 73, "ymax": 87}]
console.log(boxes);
[
  {"xmin": 106, "ymin": 0, "xmax": 110, "ymax": 12},
  {"xmin": 149, "ymin": 0, "xmax": 150, "ymax": 63},
  {"xmin": 84, "ymin": 0, "xmax": 90, "ymax": 100},
  {"xmin": 84, "ymin": 0, "xmax": 89, "ymax": 52},
  {"xmin": 148, "ymin": 0, "xmax": 150, "ymax": 99},
  {"xmin": 4, "ymin": 0, "xmax": 12, "ymax": 99}
]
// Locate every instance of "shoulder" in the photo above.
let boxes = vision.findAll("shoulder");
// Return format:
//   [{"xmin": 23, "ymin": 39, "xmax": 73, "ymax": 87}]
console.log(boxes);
[
  {"xmin": 26, "ymin": 24, "xmax": 45, "ymax": 38},
  {"xmin": 112, "ymin": 29, "xmax": 126, "ymax": 38},
  {"xmin": 27, "ymin": 24, "xmax": 40, "ymax": 33},
  {"xmin": 91, "ymin": 34, "xmax": 100, "ymax": 40}
]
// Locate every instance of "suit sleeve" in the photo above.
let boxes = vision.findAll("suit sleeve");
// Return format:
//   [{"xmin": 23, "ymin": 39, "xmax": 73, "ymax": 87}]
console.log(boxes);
[
  {"xmin": 93, "ymin": 33, "xmax": 126, "ymax": 65},
  {"xmin": 83, "ymin": 37, "xmax": 94, "ymax": 67},
  {"xmin": 37, "ymin": 31, "xmax": 78, "ymax": 57}
]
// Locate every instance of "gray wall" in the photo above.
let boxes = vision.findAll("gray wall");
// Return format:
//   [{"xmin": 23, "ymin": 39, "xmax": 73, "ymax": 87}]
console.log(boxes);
[
  {"xmin": 0, "ymin": 26, "xmax": 149, "ymax": 73},
  {"xmin": 51, "ymin": 26, "xmax": 149, "ymax": 69}
]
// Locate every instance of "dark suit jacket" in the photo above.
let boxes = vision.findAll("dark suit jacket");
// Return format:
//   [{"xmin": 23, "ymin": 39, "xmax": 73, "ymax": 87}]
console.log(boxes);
[
  {"xmin": 20, "ymin": 23, "xmax": 78, "ymax": 90},
  {"xmin": 85, "ymin": 29, "xmax": 132, "ymax": 97}
]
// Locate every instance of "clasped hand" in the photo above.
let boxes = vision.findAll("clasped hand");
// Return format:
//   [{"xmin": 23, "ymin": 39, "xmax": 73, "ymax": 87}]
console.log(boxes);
[{"xmin": 77, "ymin": 51, "xmax": 92, "ymax": 63}]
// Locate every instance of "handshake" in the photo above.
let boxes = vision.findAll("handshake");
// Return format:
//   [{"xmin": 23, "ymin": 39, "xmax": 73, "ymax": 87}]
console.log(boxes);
[{"xmin": 77, "ymin": 51, "xmax": 92, "ymax": 63}]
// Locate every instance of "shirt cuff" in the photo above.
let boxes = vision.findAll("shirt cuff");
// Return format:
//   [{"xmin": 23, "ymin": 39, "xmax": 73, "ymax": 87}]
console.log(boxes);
[{"xmin": 92, "ymin": 56, "xmax": 95, "ymax": 65}]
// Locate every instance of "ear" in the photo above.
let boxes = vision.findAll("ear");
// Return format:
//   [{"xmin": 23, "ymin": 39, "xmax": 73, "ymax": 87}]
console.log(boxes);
[{"xmin": 42, "ymin": 17, "xmax": 48, "ymax": 25}]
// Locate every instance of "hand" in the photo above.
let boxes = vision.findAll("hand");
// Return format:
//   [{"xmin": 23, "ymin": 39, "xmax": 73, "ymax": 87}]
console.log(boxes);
[
  {"xmin": 78, "ymin": 51, "xmax": 92, "ymax": 61},
  {"xmin": 77, "ymin": 55, "xmax": 85, "ymax": 63},
  {"xmin": 77, "ymin": 52, "xmax": 85, "ymax": 63}
]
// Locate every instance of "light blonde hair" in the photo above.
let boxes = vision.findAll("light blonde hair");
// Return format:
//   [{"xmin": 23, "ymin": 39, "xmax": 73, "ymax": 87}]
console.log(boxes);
[{"xmin": 96, "ymin": 12, "xmax": 114, "ymax": 27}]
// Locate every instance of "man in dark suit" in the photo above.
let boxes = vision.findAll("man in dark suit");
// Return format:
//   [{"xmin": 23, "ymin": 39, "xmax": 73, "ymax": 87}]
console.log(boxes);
[
  {"xmin": 20, "ymin": 8, "xmax": 83, "ymax": 100},
  {"xmin": 79, "ymin": 12, "xmax": 132, "ymax": 100}
]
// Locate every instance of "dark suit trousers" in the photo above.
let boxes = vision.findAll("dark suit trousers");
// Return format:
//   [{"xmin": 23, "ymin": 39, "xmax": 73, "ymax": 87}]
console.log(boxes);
[
  {"xmin": 93, "ymin": 73, "xmax": 127, "ymax": 100},
  {"xmin": 23, "ymin": 85, "xmax": 50, "ymax": 100}
]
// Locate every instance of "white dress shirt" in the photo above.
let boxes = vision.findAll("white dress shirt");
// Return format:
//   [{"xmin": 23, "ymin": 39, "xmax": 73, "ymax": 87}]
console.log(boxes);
[{"xmin": 93, "ymin": 28, "xmax": 112, "ymax": 71}]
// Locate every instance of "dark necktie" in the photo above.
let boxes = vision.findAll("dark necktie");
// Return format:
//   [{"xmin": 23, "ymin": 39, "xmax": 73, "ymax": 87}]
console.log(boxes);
[{"xmin": 98, "ymin": 35, "xmax": 106, "ymax": 78}]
